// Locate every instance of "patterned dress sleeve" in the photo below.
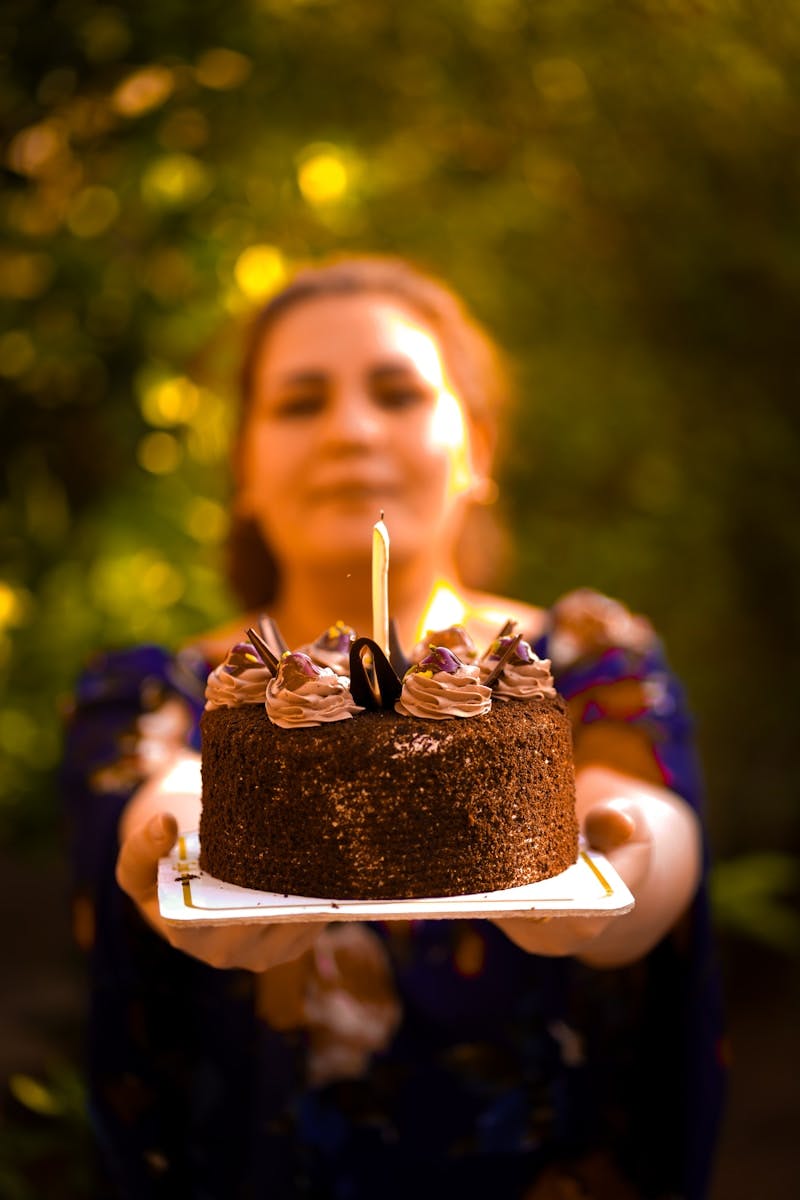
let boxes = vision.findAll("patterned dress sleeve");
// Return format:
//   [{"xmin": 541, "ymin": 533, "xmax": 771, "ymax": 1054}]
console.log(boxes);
[
  {"xmin": 535, "ymin": 589, "xmax": 726, "ymax": 1200},
  {"xmin": 61, "ymin": 644, "xmax": 207, "ymax": 927},
  {"xmin": 533, "ymin": 587, "xmax": 702, "ymax": 811}
]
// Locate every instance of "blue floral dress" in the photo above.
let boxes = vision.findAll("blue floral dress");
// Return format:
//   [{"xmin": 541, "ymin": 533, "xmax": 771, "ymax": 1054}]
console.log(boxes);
[{"xmin": 61, "ymin": 592, "xmax": 726, "ymax": 1199}]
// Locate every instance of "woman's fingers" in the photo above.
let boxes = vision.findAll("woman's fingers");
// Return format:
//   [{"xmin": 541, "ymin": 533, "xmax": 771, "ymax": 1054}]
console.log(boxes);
[
  {"xmin": 115, "ymin": 812, "xmax": 178, "ymax": 905},
  {"xmin": 116, "ymin": 816, "xmax": 323, "ymax": 972},
  {"xmin": 584, "ymin": 800, "xmax": 635, "ymax": 852},
  {"xmin": 584, "ymin": 797, "xmax": 652, "ymax": 895}
]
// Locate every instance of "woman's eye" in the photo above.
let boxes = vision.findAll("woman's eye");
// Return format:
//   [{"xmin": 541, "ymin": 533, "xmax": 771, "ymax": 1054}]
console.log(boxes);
[
  {"xmin": 271, "ymin": 393, "xmax": 325, "ymax": 418},
  {"xmin": 374, "ymin": 384, "xmax": 430, "ymax": 410}
]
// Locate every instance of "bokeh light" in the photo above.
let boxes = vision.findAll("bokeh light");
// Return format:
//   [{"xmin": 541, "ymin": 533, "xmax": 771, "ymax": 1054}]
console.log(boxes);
[
  {"xmin": 234, "ymin": 244, "xmax": 288, "ymax": 300},
  {"xmin": 137, "ymin": 432, "xmax": 183, "ymax": 474},
  {"xmin": 297, "ymin": 145, "xmax": 351, "ymax": 205},
  {"xmin": 112, "ymin": 65, "xmax": 175, "ymax": 117}
]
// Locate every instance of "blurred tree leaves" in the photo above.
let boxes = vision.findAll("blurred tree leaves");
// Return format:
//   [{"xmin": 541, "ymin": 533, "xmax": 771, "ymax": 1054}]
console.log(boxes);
[{"xmin": 1, "ymin": 1, "xmax": 798, "ymax": 907}]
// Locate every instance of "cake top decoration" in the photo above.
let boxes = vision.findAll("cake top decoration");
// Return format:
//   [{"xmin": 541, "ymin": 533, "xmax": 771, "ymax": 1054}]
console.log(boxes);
[
  {"xmin": 410, "ymin": 624, "xmax": 478, "ymax": 665},
  {"xmin": 396, "ymin": 645, "xmax": 492, "ymax": 720},
  {"xmin": 479, "ymin": 634, "xmax": 556, "ymax": 701},
  {"xmin": 205, "ymin": 642, "xmax": 272, "ymax": 710},
  {"xmin": 246, "ymin": 626, "xmax": 280, "ymax": 674},
  {"xmin": 300, "ymin": 621, "xmax": 357, "ymax": 673},
  {"xmin": 407, "ymin": 645, "xmax": 463, "ymax": 678},
  {"xmin": 266, "ymin": 651, "xmax": 364, "ymax": 729}
]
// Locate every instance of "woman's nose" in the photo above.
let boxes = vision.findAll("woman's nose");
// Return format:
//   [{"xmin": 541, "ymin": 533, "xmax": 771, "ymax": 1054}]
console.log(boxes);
[{"xmin": 324, "ymin": 387, "xmax": 382, "ymax": 446}]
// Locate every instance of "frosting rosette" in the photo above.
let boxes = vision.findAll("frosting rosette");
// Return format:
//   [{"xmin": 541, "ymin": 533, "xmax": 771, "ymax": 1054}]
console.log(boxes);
[
  {"xmin": 479, "ymin": 636, "xmax": 556, "ymax": 701},
  {"xmin": 410, "ymin": 623, "xmax": 478, "ymax": 666},
  {"xmin": 396, "ymin": 645, "xmax": 491, "ymax": 720},
  {"xmin": 266, "ymin": 651, "xmax": 363, "ymax": 729},
  {"xmin": 298, "ymin": 620, "xmax": 357, "ymax": 674},
  {"xmin": 205, "ymin": 643, "xmax": 272, "ymax": 710}
]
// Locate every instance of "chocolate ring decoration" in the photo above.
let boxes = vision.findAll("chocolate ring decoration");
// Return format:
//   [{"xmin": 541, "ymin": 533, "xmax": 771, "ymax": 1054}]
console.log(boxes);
[
  {"xmin": 349, "ymin": 637, "xmax": 403, "ymax": 710},
  {"xmin": 388, "ymin": 617, "xmax": 409, "ymax": 676}
]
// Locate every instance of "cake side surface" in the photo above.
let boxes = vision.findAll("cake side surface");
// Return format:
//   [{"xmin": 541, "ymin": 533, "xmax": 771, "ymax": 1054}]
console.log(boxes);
[{"xmin": 199, "ymin": 697, "xmax": 577, "ymax": 900}]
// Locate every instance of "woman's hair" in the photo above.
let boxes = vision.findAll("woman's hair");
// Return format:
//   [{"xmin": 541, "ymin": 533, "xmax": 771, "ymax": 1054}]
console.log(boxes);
[{"xmin": 227, "ymin": 254, "xmax": 512, "ymax": 610}]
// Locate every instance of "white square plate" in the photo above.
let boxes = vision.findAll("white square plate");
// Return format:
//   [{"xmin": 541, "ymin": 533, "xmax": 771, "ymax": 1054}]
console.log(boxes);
[{"xmin": 158, "ymin": 832, "xmax": 634, "ymax": 926}]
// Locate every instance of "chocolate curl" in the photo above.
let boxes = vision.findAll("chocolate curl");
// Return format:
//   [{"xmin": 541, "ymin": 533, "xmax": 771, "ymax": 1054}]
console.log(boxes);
[
  {"xmin": 482, "ymin": 633, "xmax": 523, "ymax": 689},
  {"xmin": 388, "ymin": 617, "xmax": 409, "ymax": 676},
  {"xmin": 245, "ymin": 627, "xmax": 280, "ymax": 675},
  {"xmin": 349, "ymin": 637, "xmax": 403, "ymax": 710},
  {"xmin": 480, "ymin": 618, "xmax": 517, "ymax": 661},
  {"xmin": 258, "ymin": 614, "xmax": 289, "ymax": 655}
]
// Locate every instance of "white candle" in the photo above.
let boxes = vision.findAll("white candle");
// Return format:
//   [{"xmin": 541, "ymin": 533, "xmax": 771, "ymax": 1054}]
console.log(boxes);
[{"xmin": 372, "ymin": 512, "xmax": 390, "ymax": 655}]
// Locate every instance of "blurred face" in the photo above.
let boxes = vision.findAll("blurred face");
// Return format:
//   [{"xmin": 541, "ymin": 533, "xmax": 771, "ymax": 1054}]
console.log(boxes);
[{"xmin": 237, "ymin": 293, "xmax": 485, "ymax": 573}]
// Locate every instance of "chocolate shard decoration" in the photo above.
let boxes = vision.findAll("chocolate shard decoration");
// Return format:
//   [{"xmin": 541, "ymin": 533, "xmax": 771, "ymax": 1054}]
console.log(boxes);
[
  {"xmin": 349, "ymin": 637, "xmax": 403, "ymax": 710},
  {"xmin": 480, "ymin": 618, "xmax": 517, "ymax": 661},
  {"xmin": 388, "ymin": 617, "xmax": 409, "ymax": 676},
  {"xmin": 245, "ymin": 627, "xmax": 280, "ymax": 675},
  {"xmin": 258, "ymin": 614, "xmax": 289, "ymax": 655},
  {"xmin": 482, "ymin": 633, "xmax": 523, "ymax": 689}
]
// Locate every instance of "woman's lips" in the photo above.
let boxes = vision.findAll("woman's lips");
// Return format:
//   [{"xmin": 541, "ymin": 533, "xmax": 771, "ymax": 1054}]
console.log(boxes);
[{"xmin": 306, "ymin": 481, "xmax": 397, "ymax": 504}]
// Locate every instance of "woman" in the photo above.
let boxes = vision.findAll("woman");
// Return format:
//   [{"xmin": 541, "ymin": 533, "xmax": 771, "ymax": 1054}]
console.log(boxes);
[{"xmin": 63, "ymin": 257, "xmax": 724, "ymax": 1198}]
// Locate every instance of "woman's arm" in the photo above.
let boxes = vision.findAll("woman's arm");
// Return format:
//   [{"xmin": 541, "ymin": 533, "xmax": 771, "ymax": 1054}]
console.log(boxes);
[
  {"xmin": 115, "ymin": 752, "xmax": 322, "ymax": 972},
  {"xmin": 494, "ymin": 763, "xmax": 702, "ymax": 966}
]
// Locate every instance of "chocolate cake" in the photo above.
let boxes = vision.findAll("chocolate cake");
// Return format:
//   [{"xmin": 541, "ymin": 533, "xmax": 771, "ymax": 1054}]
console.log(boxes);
[{"xmin": 199, "ymin": 627, "xmax": 578, "ymax": 899}]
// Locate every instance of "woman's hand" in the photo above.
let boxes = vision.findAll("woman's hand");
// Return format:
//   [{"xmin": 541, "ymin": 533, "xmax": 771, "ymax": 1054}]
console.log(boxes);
[
  {"xmin": 116, "ymin": 755, "xmax": 322, "ymax": 973},
  {"xmin": 493, "ymin": 765, "xmax": 702, "ymax": 967}
]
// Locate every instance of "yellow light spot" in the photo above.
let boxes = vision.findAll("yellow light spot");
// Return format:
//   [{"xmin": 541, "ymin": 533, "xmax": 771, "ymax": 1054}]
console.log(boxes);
[
  {"xmin": 137, "ymin": 431, "xmax": 182, "ymax": 474},
  {"xmin": 112, "ymin": 66, "xmax": 174, "ymax": 117},
  {"xmin": 139, "ymin": 376, "xmax": 199, "ymax": 427},
  {"xmin": 416, "ymin": 582, "xmax": 467, "ymax": 643},
  {"xmin": 532, "ymin": 58, "xmax": 590, "ymax": 105},
  {"xmin": 0, "ymin": 331, "xmax": 35, "ymax": 377},
  {"xmin": 66, "ymin": 185, "xmax": 120, "ymax": 238},
  {"xmin": 184, "ymin": 497, "xmax": 228, "ymax": 544},
  {"xmin": 140, "ymin": 560, "xmax": 185, "ymax": 607},
  {"xmin": 89, "ymin": 551, "xmax": 185, "ymax": 615},
  {"xmin": 233, "ymin": 244, "xmax": 287, "ymax": 300},
  {"xmin": 6, "ymin": 120, "xmax": 68, "ymax": 177},
  {"xmin": 0, "ymin": 251, "xmax": 54, "ymax": 299},
  {"xmin": 297, "ymin": 145, "xmax": 350, "ymax": 205},
  {"xmin": 8, "ymin": 1074, "xmax": 62, "ymax": 1117},
  {"xmin": 0, "ymin": 582, "xmax": 32, "ymax": 630},
  {"xmin": 195, "ymin": 48, "xmax": 252, "ymax": 90},
  {"xmin": 141, "ymin": 153, "xmax": 212, "ymax": 208}
]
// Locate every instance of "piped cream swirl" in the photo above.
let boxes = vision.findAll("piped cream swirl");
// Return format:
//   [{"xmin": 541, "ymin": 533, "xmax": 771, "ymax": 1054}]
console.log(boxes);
[
  {"xmin": 396, "ymin": 647, "xmax": 491, "ymax": 720},
  {"xmin": 266, "ymin": 653, "xmax": 363, "ymax": 729},
  {"xmin": 297, "ymin": 620, "xmax": 356, "ymax": 675},
  {"xmin": 205, "ymin": 644, "xmax": 271, "ymax": 709},
  {"xmin": 479, "ymin": 637, "xmax": 557, "ymax": 701}
]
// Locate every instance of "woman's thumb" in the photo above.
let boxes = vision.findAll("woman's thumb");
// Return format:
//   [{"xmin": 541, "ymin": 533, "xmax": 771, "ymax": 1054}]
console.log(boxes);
[
  {"xmin": 116, "ymin": 812, "xmax": 178, "ymax": 902},
  {"xmin": 584, "ymin": 798, "xmax": 638, "ymax": 852}
]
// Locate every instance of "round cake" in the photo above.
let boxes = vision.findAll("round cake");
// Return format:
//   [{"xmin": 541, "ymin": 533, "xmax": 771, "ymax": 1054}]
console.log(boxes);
[
  {"xmin": 200, "ymin": 696, "xmax": 576, "ymax": 900},
  {"xmin": 198, "ymin": 624, "xmax": 578, "ymax": 900}
]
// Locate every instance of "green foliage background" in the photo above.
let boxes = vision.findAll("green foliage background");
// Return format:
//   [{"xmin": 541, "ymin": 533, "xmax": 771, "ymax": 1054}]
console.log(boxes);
[{"xmin": 1, "ymin": 0, "xmax": 798, "ymax": 941}]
